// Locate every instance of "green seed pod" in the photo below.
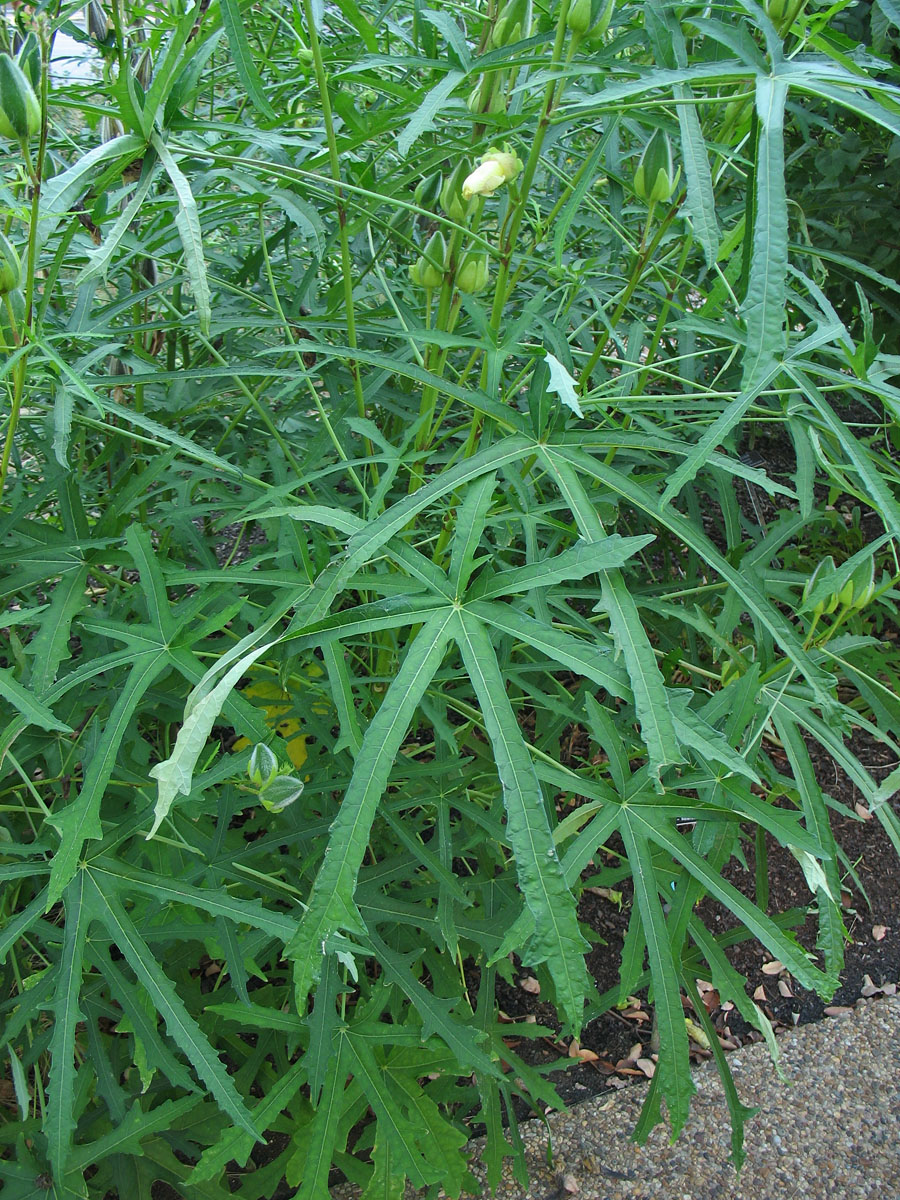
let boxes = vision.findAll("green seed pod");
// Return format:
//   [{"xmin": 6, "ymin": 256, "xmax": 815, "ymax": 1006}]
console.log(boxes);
[
  {"xmin": 298, "ymin": 47, "xmax": 314, "ymax": 69},
  {"xmin": 414, "ymin": 170, "xmax": 443, "ymax": 210},
  {"xmin": 837, "ymin": 579, "xmax": 855, "ymax": 609},
  {"xmin": 410, "ymin": 253, "xmax": 443, "ymax": 289},
  {"xmin": 457, "ymin": 251, "xmax": 490, "ymax": 294},
  {"xmin": 87, "ymin": 1, "xmax": 111, "ymax": 42},
  {"xmin": 133, "ymin": 47, "xmax": 153, "ymax": 91},
  {"xmin": 633, "ymin": 128, "xmax": 679, "ymax": 205},
  {"xmin": 0, "ymin": 232, "xmax": 21, "ymax": 295},
  {"xmin": 15, "ymin": 32, "xmax": 41, "ymax": 91},
  {"xmin": 0, "ymin": 53, "xmax": 41, "ymax": 142},
  {"xmin": 567, "ymin": 0, "xmax": 593, "ymax": 36}
]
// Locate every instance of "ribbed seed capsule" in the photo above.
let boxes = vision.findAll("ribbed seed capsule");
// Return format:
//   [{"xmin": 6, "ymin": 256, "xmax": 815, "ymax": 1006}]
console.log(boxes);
[{"xmin": 0, "ymin": 53, "xmax": 41, "ymax": 142}]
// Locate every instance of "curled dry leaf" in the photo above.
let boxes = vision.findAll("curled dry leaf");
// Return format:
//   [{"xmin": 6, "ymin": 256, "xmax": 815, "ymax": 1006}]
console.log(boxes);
[
  {"xmin": 824, "ymin": 1005, "xmax": 853, "ymax": 1016},
  {"xmin": 872, "ymin": 924, "xmax": 887, "ymax": 941},
  {"xmin": 567, "ymin": 1039, "xmax": 599, "ymax": 1063},
  {"xmin": 855, "ymin": 802, "xmax": 873, "ymax": 820},
  {"xmin": 761, "ymin": 959, "xmax": 785, "ymax": 975},
  {"xmin": 635, "ymin": 1057, "xmax": 656, "ymax": 1078},
  {"xmin": 519, "ymin": 975, "xmax": 540, "ymax": 994},
  {"xmin": 777, "ymin": 979, "xmax": 794, "ymax": 998},
  {"xmin": 684, "ymin": 1017, "xmax": 711, "ymax": 1050},
  {"xmin": 561, "ymin": 1173, "xmax": 579, "ymax": 1194},
  {"xmin": 753, "ymin": 984, "xmax": 767, "ymax": 1001}
]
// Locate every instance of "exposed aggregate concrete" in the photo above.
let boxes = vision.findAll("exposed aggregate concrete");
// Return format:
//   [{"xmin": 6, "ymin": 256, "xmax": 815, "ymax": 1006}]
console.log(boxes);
[{"xmin": 332, "ymin": 997, "xmax": 900, "ymax": 1200}]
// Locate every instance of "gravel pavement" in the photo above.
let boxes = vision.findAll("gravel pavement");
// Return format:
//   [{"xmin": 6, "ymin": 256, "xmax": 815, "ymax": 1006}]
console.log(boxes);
[{"xmin": 332, "ymin": 996, "xmax": 900, "ymax": 1200}]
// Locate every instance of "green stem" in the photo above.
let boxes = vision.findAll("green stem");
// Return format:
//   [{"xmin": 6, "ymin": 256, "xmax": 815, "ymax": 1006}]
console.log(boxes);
[{"xmin": 300, "ymin": 0, "xmax": 374, "ymax": 476}]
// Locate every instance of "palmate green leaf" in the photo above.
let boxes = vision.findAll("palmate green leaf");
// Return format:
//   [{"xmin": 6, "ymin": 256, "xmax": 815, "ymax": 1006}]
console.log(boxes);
[
  {"xmin": 82, "ymin": 873, "xmax": 261, "ymax": 1141},
  {"xmin": 74, "ymin": 158, "xmax": 160, "ymax": 286},
  {"xmin": 617, "ymin": 811, "xmax": 695, "ymax": 1137},
  {"xmin": 471, "ymin": 600, "xmax": 629, "ymax": 698},
  {"xmin": 36, "ymin": 135, "xmax": 147, "ymax": 251},
  {"xmin": 46, "ymin": 873, "xmax": 89, "ymax": 1180},
  {"xmin": 68, "ymin": 1095, "xmax": 199, "ymax": 1175},
  {"xmin": 366, "ymin": 931, "xmax": 500, "ymax": 1076},
  {"xmin": 398, "ymin": 69, "xmax": 465, "ymax": 157},
  {"xmin": 449, "ymin": 471, "xmax": 497, "ymax": 594},
  {"xmin": 344, "ymin": 1035, "xmax": 435, "ymax": 1190},
  {"xmin": 219, "ymin": 0, "xmax": 277, "ymax": 119},
  {"xmin": 89, "ymin": 858, "xmax": 296, "ymax": 940},
  {"xmin": 286, "ymin": 608, "xmax": 456, "ymax": 1007},
  {"xmin": 34, "ymin": 339, "xmax": 245, "ymax": 480},
  {"xmin": 541, "ymin": 440, "xmax": 839, "ymax": 714},
  {"xmin": 786, "ymin": 366, "xmax": 900, "ymax": 537},
  {"xmin": 344, "ymin": 437, "xmax": 532, "ymax": 569},
  {"xmin": 150, "ymin": 133, "xmax": 211, "ymax": 335},
  {"xmin": 455, "ymin": 609, "xmax": 590, "ymax": 1031},
  {"xmin": 291, "ymin": 1033, "xmax": 350, "ymax": 1200},
  {"xmin": 0, "ymin": 668, "xmax": 72, "ymax": 733},
  {"xmin": 631, "ymin": 804, "xmax": 836, "ymax": 996},
  {"xmin": 48, "ymin": 647, "xmax": 170, "ymax": 904},
  {"xmin": 538, "ymin": 447, "xmax": 681, "ymax": 784},
  {"xmin": 190, "ymin": 1057, "xmax": 307, "ymax": 1185},
  {"xmin": 88, "ymin": 948, "xmax": 197, "ymax": 1094},
  {"xmin": 741, "ymin": 74, "xmax": 789, "ymax": 387}
]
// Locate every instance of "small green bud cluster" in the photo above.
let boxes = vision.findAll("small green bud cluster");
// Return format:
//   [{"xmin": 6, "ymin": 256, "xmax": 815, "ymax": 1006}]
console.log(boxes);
[
  {"xmin": 247, "ymin": 744, "xmax": 305, "ymax": 813},
  {"xmin": 633, "ymin": 128, "xmax": 680, "ymax": 206},
  {"xmin": 0, "ymin": 51, "xmax": 40, "ymax": 144},
  {"xmin": 802, "ymin": 555, "xmax": 878, "ymax": 618}
]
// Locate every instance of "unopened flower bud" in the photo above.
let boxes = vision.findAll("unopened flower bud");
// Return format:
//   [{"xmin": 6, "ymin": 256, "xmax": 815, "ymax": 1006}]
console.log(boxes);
[
  {"xmin": 491, "ymin": 0, "xmax": 527, "ymax": 49},
  {"xmin": 467, "ymin": 79, "xmax": 506, "ymax": 116},
  {"xmin": 456, "ymin": 251, "xmax": 491, "ymax": 294},
  {"xmin": 461, "ymin": 147, "xmax": 522, "ymax": 200},
  {"xmin": 586, "ymin": 0, "xmax": 616, "ymax": 42},
  {"xmin": 440, "ymin": 161, "xmax": 475, "ymax": 223},
  {"xmin": 422, "ymin": 230, "xmax": 448, "ymax": 274},
  {"xmin": 567, "ymin": 0, "xmax": 594, "ymax": 36},
  {"xmin": 633, "ymin": 129, "xmax": 680, "ymax": 206},
  {"xmin": 0, "ymin": 232, "xmax": 21, "ymax": 295},
  {"xmin": 0, "ymin": 53, "xmax": 40, "ymax": 142}
]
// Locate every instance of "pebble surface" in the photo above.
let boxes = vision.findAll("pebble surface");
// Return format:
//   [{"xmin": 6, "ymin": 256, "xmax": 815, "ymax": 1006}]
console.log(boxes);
[{"xmin": 332, "ymin": 997, "xmax": 900, "ymax": 1200}]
